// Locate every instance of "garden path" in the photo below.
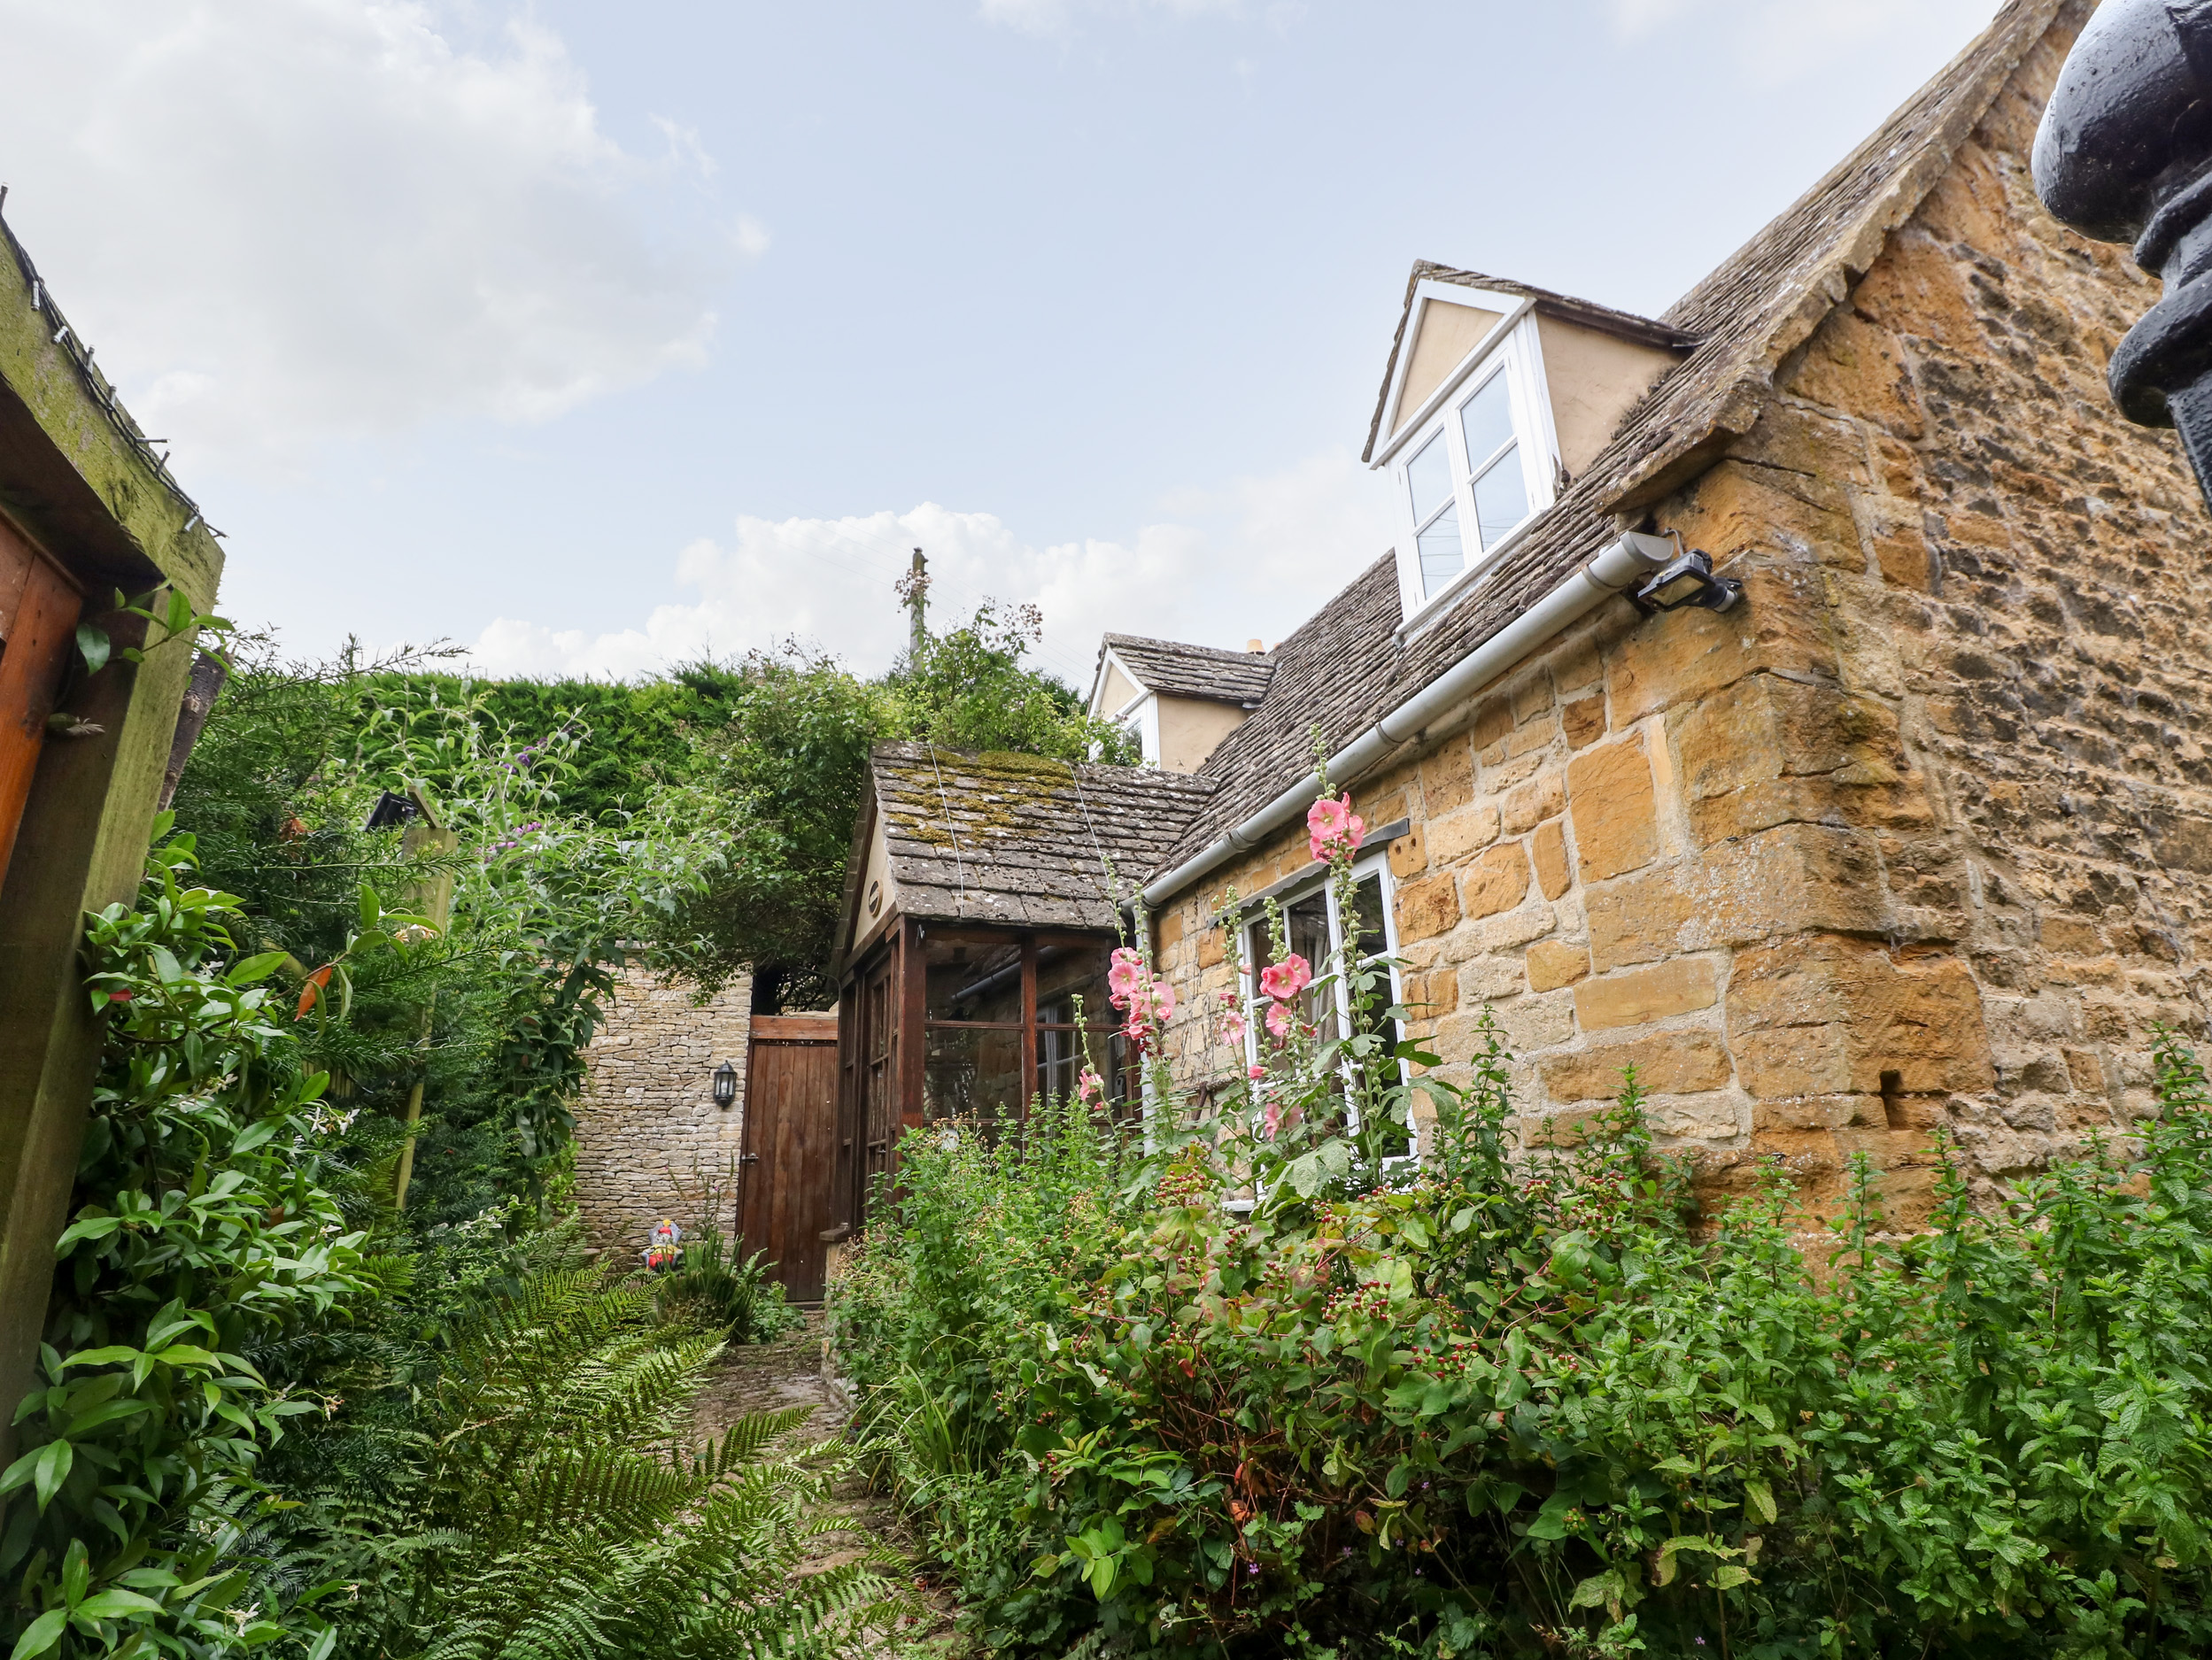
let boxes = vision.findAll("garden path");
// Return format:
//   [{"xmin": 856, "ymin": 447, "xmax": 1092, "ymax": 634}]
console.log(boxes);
[{"xmin": 688, "ymin": 1312, "xmax": 963, "ymax": 1656}]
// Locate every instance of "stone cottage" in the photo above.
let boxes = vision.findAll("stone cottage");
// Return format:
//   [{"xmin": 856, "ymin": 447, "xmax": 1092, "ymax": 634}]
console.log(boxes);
[{"xmin": 1115, "ymin": 0, "xmax": 2203, "ymax": 1223}]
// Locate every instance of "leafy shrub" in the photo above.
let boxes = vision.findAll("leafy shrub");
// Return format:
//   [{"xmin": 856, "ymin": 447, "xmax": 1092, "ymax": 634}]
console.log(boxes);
[
  {"xmin": 3, "ymin": 822, "xmax": 373, "ymax": 1660},
  {"xmin": 839, "ymin": 799, "xmax": 2212, "ymax": 1656},
  {"xmin": 654, "ymin": 1224, "xmax": 804, "ymax": 1346},
  {"xmin": 283, "ymin": 1257, "xmax": 908, "ymax": 1660}
]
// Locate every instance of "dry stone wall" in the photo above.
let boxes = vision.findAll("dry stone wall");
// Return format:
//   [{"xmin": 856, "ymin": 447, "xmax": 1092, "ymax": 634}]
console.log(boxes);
[
  {"xmin": 574, "ymin": 965, "xmax": 752, "ymax": 1257},
  {"xmin": 1149, "ymin": 12, "xmax": 2211, "ymax": 1228}
]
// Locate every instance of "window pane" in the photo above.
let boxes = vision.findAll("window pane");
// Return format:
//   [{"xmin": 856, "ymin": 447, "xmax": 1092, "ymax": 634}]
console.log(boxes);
[
  {"xmin": 924, "ymin": 1024, "xmax": 1024, "ymax": 1132},
  {"xmin": 1405, "ymin": 431, "xmax": 1452, "ymax": 521},
  {"xmin": 1473, "ymin": 444, "xmax": 1530, "ymax": 550},
  {"xmin": 1417, "ymin": 504, "xmax": 1464, "ymax": 591},
  {"xmin": 1459, "ymin": 372, "xmax": 1515, "ymax": 471},
  {"xmin": 1345, "ymin": 874, "xmax": 1388, "ymax": 963},
  {"xmin": 925, "ymin": 938, "xmax": 1021, "ymax": 1023}
]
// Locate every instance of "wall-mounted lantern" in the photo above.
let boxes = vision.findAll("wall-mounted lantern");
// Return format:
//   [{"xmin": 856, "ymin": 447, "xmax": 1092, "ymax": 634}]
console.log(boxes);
[{"xmin": 712, "ymin": 1061, "xmax": 737, "ymax": 1108}]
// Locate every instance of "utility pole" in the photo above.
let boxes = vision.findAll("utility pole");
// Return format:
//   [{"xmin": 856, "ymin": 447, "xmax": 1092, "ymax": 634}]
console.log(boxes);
[{"xmin": 899, "ymin": 547, "xmax": 930, "ymax": 660}]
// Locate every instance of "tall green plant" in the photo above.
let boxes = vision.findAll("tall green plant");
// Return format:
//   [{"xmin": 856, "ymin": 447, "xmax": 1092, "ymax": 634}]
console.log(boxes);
[{"xmin": 4, "ymin": 825, "xmax": 371, "ymax": 1660}]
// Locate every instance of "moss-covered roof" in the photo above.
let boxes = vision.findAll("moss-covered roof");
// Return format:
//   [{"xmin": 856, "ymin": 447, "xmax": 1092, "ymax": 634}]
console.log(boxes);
[{"xmin": 870, "ymin": 740, "xmax": 1215, "ymax": 930}]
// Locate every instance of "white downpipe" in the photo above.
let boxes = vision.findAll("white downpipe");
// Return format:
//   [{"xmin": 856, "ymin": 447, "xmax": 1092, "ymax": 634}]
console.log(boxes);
[{"xmin": 1140, "ymin": 530, "xmax": 1674, "ymax": 909}]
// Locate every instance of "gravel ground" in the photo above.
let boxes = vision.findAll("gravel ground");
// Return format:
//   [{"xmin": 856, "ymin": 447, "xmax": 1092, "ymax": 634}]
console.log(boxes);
[{"xmin": 688, "ymin": 1313, "xmax": 964, "ymax": 1656}]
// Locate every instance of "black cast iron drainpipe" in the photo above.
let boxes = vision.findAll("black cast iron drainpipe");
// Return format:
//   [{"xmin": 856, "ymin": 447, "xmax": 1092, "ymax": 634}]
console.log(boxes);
[{"xmin": 2035, "ymin": 0, "xmax": 2212, "ymax": 508}]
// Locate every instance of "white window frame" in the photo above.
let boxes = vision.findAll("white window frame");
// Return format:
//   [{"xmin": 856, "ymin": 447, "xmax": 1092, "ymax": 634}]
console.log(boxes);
[
  {"xmin": 1093, "ymin": 646, "xmax": 1160, "ymax": 766},
  {"xmin": 1235, "ymin": 851, "xmax": 1416, "ymax": 1163},
  {"xmin": 1373, "ymin": 282, "xmax": 1562, "ymax": 630}
]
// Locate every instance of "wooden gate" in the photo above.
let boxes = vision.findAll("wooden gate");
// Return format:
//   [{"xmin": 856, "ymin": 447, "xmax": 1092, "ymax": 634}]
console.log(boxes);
[{"xmin": 738, "ymin": 1014, "xmax": 839, "ymax": 1304}]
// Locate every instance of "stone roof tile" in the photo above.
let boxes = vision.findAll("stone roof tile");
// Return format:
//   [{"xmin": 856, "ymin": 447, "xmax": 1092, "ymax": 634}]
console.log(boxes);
[
  {"xmin": 873, "ymin": 741, "xmax": 1215, "ymax": 929},
  {"xmin": 1101, "ymin": 632, "xmax": 1276, "ymax": 706}
]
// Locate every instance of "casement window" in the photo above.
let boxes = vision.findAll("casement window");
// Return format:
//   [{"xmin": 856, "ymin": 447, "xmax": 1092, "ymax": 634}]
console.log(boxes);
[
  {"xmin": 1381, "ymin": 287, "xmax": 1562, "ymax": 624},
  {"xmin": 1236, "ymin": 853, "xmax": 1413, "ymax": 1161}
]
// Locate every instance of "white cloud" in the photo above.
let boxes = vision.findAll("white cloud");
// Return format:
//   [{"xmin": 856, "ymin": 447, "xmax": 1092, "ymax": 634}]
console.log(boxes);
[
  {"xmin": 1612, "ymin": 0, "xmax": 2003, "ymax": 81},
  {"xmin": 978, "ymin": 0, "xmax": 1245, "ymax": 37},
  {"xmin": 463, "ymin": 448, "xmax": 1394, "ymax": 687},
  {"xmin": 0, "ymin": 0, "xmax": 740, "ymax": 471}
]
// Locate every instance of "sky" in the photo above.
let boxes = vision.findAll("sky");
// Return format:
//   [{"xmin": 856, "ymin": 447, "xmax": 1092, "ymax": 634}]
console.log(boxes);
[{"xmin": 0, "ymin": 0, "xmax": 2008, "ymax": 693}]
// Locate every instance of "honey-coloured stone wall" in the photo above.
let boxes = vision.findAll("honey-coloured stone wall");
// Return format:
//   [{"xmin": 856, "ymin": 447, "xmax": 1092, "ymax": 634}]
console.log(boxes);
[
  {"xmin": 1149, "ymin": 10, "xmax": 2209, "ymax": 1226},
  {"xmin": 574, "ymin": 965, "xmax": 752, "ymax": 1257}
]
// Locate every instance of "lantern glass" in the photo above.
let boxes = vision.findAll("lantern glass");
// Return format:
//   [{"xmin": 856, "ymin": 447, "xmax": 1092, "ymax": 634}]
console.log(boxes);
[{"xmin": 712, "ymin": 1061, "xmax": 737, "ymax": 1107}]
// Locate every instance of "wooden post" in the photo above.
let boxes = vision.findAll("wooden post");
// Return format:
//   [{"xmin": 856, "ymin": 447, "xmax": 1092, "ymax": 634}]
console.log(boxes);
[
  {"xmin": 897, "ymin": 918, "xmax": 926, "ymax": 1171},
  {"xmin": 1018, "ymin": 935, "xmax": 1037, "ymax": 1131},
  {"xmin": 390, "ymin": 793, "xmax": 458, "ymax": 1210}
]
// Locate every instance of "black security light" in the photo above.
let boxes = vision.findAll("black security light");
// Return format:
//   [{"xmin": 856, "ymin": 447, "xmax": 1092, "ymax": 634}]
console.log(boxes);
[
  {"xmin": 362, "ymin": 790, "xmax": 420, "ymax": 832},
  {"xmin": 1632, "ymin": 548, "xmax": 1743, "ymax": 615},
  {"xmin": 712, "ymin": 1061, "xmax": 738, "ymax": 1108}
]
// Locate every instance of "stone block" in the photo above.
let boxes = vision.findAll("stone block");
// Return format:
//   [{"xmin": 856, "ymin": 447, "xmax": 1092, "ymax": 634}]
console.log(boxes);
[
  {"xmin": 1512, "ymin": 672, "xmax": 1554, "ymax": 725},
  {"xmin": 1458, "ymin": 955, "xmax": 1526, "ymax": 1002},
  {"xmin": 1471, "ymin": 695, "xmax": 1514, "ymax": 750},
  {"xmin": 1159, "ymin": 908, "xmax": 1187, "ymax": 951},
  {"xmin": 1527, "ymin": 938, "xmax": 1589, "ymax": 992},
  {"xmin": 1563, "ymin": 695, "xmax": 1606, "ymax": 750},
  {"xmin": 1671, "ymin": 674, "xmax": 1930, "ymax": 845},
  {"xmin": 1388, "ymin": 822, "xmax": 1427, "ymax": 878},
  {"xmin": 1540, "ymin": 1030, "xmax": 1735, "ymax": 1102},
  {"xmin": 1396, "ymin": 871, "xmax": 1460, "ymax": 943},
  {"xmin": 1198, "ymin": 925, "xmax": 1226, "ymax": 969},
  {"xmin": 1504, "ymin": 772, "xmax": 1566, "ymax": 836},
  {"xmin": 1574, "ymin": 958, "xmax": 1720, "ymax": 1031},
  {"xmin": 1531, "ymin": 819, "xmax": 1571, "ymax": 899},
  {"xmin": 1587, "ymin": 866, "xmax": 1694, "ymax": 971},
  {"xmin": 1609, "ymin": 555, "xmax": 1837, "ymax": 727},
  {"xmin": 1678, "ymin": 823, "xmax": 1893, "ymax": 946},
  {"xmin": 1421, "ymin": 737, "xmax": 1476, "ymax": 815},
  {"xmin": 1568, "ymin": 736, "xmax": 1659, "ymax": 881},
  {"xmin": 1553, "ymin": 635, "xmax": 1602, "ymax": 693},
  {"xmin": 1428, "ymin": 805, "xmax": 1500, "ymax": 866},
  {"xmin": 1474, "ymin": 903, "xmax": 1559, "ymax": 954},
  {"xmin": 1497, "ymin": 990, "xmax": 1577, "ymax": 1053},
  {"xmin": 1727, "ymin": 934, "xmax": 1994, "ymax": 1097},
  {"xmin": 2063, "ymin": 1046, "xmax": 2104, "ymax": 1093},
  {"xmin": 1461, "ymin": 842, "xmax": 1531, "ymax": 921}
]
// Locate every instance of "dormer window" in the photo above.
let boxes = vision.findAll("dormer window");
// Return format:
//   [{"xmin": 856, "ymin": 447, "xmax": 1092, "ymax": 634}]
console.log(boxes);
[
  {"xmin": 1387, "ymin": 312, "xmax": 1556, "ymax": 614},
  {"xmin": 1365, "ymin": 266, "xmax": 1698, "ymax": 630}
]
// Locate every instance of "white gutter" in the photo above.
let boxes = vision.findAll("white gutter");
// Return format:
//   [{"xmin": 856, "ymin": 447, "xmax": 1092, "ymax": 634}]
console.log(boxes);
[{"xmin": 1140, "ymin": 530, "xmax": 1675, "ymax": 909}]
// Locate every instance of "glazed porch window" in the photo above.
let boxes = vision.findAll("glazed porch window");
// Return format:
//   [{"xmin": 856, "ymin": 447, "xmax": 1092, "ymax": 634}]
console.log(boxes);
[{"xmin": 919, "ymin": 935, "xmax": 1131, "ymax": 1131}]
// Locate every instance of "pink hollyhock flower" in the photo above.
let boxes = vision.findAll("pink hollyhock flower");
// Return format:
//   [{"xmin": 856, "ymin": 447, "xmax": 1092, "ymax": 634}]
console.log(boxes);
[
  {"xmin": 1265, "ymin": 1000, "xmax": 1294, "ymax": 1039},
  {"xmin": 1247, "ymin": 1062, "xmax": 1266, "ymax": 1081},
  {"xmin": 1078, "ymin": 1069, "xmax": 1104, "ymax": 1104},
  {"xmin": 1262, "ymin": 1101, "xmax": 1283, "ymax": 1139},
  {"xmin": 1258, "ymin": 954, "xmax": 1312, "ymax": 1002},
  {"xmin": 1149, "ymin": 977, "xmax": 1176, "ymax": 1024},
  {"xmin": 1307, "ymin": 792, "xmax": 1367, "ymax": 863},
  {"xmin": 1219, "ymin": 1008, "xmax": 1247, "ymax": 1045},
  {"xmin": 1107, "ymin": 946, "xmax": 1145, "ymax": 1006}
]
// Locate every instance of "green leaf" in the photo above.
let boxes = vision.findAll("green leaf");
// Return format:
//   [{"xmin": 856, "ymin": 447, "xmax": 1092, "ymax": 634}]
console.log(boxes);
[
  {"xmin": 225, "ymin": 952, "xmax": 289, "ymax": 986},
  {"xmin": 63, "ymin": 1540, "xmax": 89, "ymax": 1609},
  {"xmin": 53, "ymin": 1216, "xmax": 122, "ymax": 1254},
  {"xmin": 58, "ymin": 1347, "xmax": 144, "ymax": 1370},
  {"xmin": 1744, "ymin": 1478, "xmax": 1777, "ymax": 1525},
  {"xmin": 73, "ymin": 1590, "xmax": 163, "ymax": 1621},
  {"xmin": 1711, "ymin": 1564, "xmax": 1754, "ymax": 1590},
  {"xmin": 31, "ymin": 1439, "xmax": 72, "ymax": 1509},
  {"xmin": 11, "ymin": 1608, "xmax": 66, "ymax": 1660},
  {"xmin": 75, "ymin": 625, "xmax": 110, "ymax": 676}
]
